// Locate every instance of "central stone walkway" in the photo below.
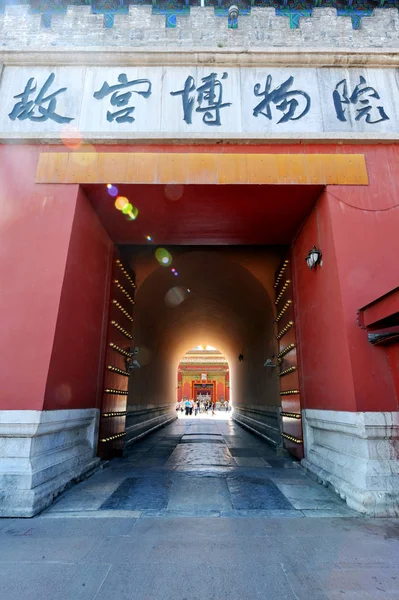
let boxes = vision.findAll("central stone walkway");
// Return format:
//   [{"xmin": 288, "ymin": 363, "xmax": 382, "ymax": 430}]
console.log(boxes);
[{"xmin": 44, "ymin": 415, "xmax": 355, "ymax": 517}]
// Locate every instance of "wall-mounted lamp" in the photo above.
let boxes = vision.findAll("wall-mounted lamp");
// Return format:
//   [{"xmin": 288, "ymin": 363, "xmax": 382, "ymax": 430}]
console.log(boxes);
[
  {"xmin": 125, "ymin": 346, "xmax": 140, "ymax": 370},
  {"xmin": 305, "ymin": 246, "xmax": 322, "ymax": 270},
  {"xmin": 264, "ymin": 359, "xmax": 277, "ymax": 368},
  {"xmin": 127, "ymin": 358, "xmax": 140, "ymax": 370}
]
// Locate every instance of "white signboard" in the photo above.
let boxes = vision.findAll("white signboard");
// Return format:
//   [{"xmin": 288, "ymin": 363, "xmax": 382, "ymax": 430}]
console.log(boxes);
[{"xmin": 0, "ymin": 66, "xmax": 398, "ymax": 140}]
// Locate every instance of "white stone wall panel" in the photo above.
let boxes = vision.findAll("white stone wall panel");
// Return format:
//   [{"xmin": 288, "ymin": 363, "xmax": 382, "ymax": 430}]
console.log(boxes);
[{"xmin": 0, "ymin": 65, "xmax": 399, "ymax": 141}]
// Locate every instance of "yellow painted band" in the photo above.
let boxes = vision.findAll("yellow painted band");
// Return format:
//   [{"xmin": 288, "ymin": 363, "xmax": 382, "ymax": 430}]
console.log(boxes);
[{"xmin": 36, "ymin": 152, "xmax": 368, "ymax": 185}]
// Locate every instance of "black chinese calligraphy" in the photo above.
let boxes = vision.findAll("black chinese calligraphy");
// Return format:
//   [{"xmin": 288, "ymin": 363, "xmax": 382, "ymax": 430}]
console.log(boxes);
[
  {"xmin": 253, "ymin": 75, "xmax": 311, "ymax": 124},
  {"xmin": 171, "ymin": 72, "xmax": 232, "ymax": 126},
  {"xmin": 333, "ymin": 76, "xmax": 389, "ymax": 124},
  {"xmin": 8, "ymin": 73, "xmax": 73, "ymax": 124},
  {"xmin": 93, "ymin": 74, "xmax": 152, "ymax": 123}
]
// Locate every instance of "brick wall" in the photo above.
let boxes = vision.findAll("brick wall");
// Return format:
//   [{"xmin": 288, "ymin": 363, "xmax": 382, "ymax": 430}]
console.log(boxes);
[{"xmin": 0, "ymin": 5, "xmax": 398, "ymax": 50}]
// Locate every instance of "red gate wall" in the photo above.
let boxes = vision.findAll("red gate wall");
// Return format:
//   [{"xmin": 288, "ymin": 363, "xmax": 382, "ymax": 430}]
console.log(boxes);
[{"xmin": 0, "ymin": 144, "xmax": 398, "ymax": 425}]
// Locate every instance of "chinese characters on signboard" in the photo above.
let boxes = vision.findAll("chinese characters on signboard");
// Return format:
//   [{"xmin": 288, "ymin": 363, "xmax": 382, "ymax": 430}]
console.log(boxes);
[
  {"xmin": 8, "ymin": 73, "xmax": 73, "ymax": 124},
  {"xmin": 4, "ymin": 68, "xmax": 392, "ymax": 132},
  {"xmin": 93, "ymin": 73, "xmax": 152, "ymax": 123}
]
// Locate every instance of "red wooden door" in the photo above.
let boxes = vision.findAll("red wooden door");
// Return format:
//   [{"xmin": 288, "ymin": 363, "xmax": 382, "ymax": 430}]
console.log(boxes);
[
  {"xmin": 274, "ymin": 257, "xmax": 304, "ymax": 459},
  {"xmin": 97, "ymin": 254, "xmax": 136, "ymax": 459}
]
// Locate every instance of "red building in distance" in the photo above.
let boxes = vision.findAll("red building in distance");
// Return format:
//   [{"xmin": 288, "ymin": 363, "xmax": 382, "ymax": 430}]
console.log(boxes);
[{"xmin": 177, "ymin": 346, "xmax": 230, "ymax": 407}]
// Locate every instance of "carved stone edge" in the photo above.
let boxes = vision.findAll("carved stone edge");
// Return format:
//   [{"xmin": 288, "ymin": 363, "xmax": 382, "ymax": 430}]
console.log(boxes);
[
  {"xmin": 1, "ymin": 48, "xmax": 399, "ymax": 68},
  {"xmin": 0, "ymin": 131, "xmax": 398, "ymax": 144}
]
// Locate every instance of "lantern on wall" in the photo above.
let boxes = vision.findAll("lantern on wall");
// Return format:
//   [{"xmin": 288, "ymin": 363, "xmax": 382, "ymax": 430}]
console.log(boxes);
[{"xmin": 305, "ymin": 246, "xmax": 322, "ymax": 270}]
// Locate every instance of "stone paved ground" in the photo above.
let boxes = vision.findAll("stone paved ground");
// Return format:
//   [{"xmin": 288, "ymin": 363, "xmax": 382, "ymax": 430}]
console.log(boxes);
[
  {"xmin": 43, "ymin": 415, "xmax": 358, "ymax": 518},
  {"xmin": 1, "ymin": 416, "xmax": 399, "ymax": 599}
]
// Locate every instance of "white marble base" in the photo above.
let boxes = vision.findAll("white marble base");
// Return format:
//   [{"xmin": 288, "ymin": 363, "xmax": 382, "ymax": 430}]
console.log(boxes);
[
  {"xmin": 0, "ymin": 409, "xmax": 100, "ymax": 517},
  {"xmin": 302, "ymin": 409, "xmax": 399, "ymax": 517}
]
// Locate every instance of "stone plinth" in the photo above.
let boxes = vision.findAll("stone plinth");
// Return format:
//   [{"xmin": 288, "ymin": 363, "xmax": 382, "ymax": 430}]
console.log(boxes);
[
  {"xmin": 0, "ymin": 409, "xmax": 100, "ymax": 517},
  {"xmin": 302, "ymin": 409, "xmax": 399, "ymax": 517}
]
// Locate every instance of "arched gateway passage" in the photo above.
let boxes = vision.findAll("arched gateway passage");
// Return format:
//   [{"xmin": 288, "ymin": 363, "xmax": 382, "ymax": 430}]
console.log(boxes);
[{"xmin": 124, "ymin": 248, "xmax": 279, "ymax": 446}]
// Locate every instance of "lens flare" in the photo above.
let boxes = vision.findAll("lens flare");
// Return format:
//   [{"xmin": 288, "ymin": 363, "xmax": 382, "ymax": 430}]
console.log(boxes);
[
  {"xmin": 60, "ymin": 124, "xmax": 83, "ymax": 150},
  {"xmin": 107, "ymin": 185, "xmax": 119, "ymax": 197},
  {"xmin": 121, "ymin": 202, "xmax": 133, "ymax": 214},
  {"xmin": 146, "ymin": 235, "xmax": 152, "ymax": 241},
  {"xmin": 107, "ymin": 184, "xmax": 112, "ymax": 189},
  {"xmin": 164, "ymin": 184, "xmax": 184, "ymax": 202},
  {"xmin": 165, "ymin": 286, "xmax": 187, "ymax": 308},
  {"xmin": 155, "ymin": 248, "xmax": 172, "ymax": 267},
  {"xmin": 115, "ymin": 196, "xmax": 129, "ymax": 211},
  {"xmin": 54, "ymin": 383, "xmax": 72, "ymax": 405},
  {"xmin": 114, "ymin": 196, "xmax": 138, "ymax": 221},
  {"xmin": 125, "ymin": 205, "xmax": 139, "ymax": 220}
]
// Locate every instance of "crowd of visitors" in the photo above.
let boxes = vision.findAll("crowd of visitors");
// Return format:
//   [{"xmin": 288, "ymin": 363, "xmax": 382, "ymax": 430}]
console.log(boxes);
[{"xmin": 175, "ymin": 398, "xmax": 230, "ymax": 416}]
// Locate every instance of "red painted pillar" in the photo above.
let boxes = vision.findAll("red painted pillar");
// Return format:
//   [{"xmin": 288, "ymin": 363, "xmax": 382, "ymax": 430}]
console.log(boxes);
[
  {"xmin": 43, "ymin": 186, "xmax": 114, "ymax": 411},
  {"xmin": 0, "ymin": 147, "xmax": 113, "ymax": 412},
  {"xmin": 326, "ymin": 189, "xmax": 399, "ymax": 414},
  {"xmin": 292, "ymin": 190, "xmax": 359, "ymax": 413},
  {"xmin": 183, "ymin": 381, "xmax": 191, "ymax": 399},
  {"xmin": 293, "ymin": 185, "xmax": 399, "ymax": 411},
  {"xmin": 177, "ymin": 371, "xmax": 183, "ymax": 402},
  {"xmin": 0, "ymin": 147, "xmax": 80, "ymax": 410}
]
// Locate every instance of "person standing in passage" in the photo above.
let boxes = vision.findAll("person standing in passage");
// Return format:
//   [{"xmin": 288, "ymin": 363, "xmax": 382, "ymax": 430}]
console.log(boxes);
[
  {"xmin": 225, "ymin": 400, "xmax": 229, "ymax": 412},
  {"xmin": 189, "ymin": 399, "xmax": 194, "ymax": 416},
  {"xmin": 185, "ymin": 398, "xmax": 191, "ymax": 416}
]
